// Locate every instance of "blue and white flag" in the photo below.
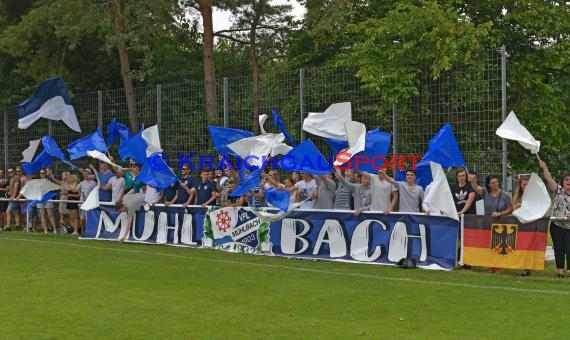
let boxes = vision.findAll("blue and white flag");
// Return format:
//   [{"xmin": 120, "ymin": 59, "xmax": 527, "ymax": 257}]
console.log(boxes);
[
  {"xmin": 272, "ymin": 109, "xmax": 296, "ymax": 146},
  {"xmin": 208, "ymin": 126, "xmax": 254, "ymax": 156},
  {"xmin": 280, "ymin": 140, "xmax": 332, "ymax": 176},
  {"xmin": 264, "ymin": 188, "xmax": 290, "ymax": 212},
  {"xmin": 16, "ymin": 78, "xmax": 81, "ymax": 132},
  {"xmin": 230, "ymin": 168, "xmax": 262, "ymax": 197},
  {"xmin": 42, "ymin": 135, "xmax": 76, "ymax": 169},
  {"xmin": 136, "ymin": 155, "xmax": 178, "ymax": 191},
  {"xmin": 106, "ymin": 119, "xmax": 132, "ymax": 146},
  {"xmin": 22, "ymin": 150, "xmax": 53, "ymax": 175},
  {"xmin": 118, "ymin": 128, "xmax": 147, "ymax": 165},
  {"xmin": 67, "ymin": 128, "xmax": 108, "ymax": 160},
  {"xmin": 421, "ymin": 123, "xmax": 465, "ymax": 168}
]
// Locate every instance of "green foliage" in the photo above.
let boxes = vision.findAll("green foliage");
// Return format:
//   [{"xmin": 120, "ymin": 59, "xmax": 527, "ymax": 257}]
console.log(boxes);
[{"xmin": 338, "ymin": 1, "xmax": 492, "ymax": 111}]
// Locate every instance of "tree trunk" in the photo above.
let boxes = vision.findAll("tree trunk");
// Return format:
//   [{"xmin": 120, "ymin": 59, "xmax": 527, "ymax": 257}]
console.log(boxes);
[
  {"xmin": 198, "ymin": 0, "xmax": 218, "ymax": 125},
  {"xmin": 249, "ymin": 0, "xmax": 266, "ymax": 134},
  {"xmin": 113, "ymin": 0, "xmax": 138, "ymax": 133}
]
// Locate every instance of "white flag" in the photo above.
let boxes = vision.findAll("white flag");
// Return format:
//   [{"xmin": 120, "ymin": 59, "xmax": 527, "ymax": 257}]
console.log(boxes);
[
  {"xmin": 496, "ymin": 111, "xmax": 540, "ymax": 154},
  {"xmin": 424, "ymin": 162, "xmax": 459, "ymax": 221},
  {"xmin": 80, "ymin": 185, "xmax": 100, "ymax": 211},
  {"xmin": 87, "ymin": 150, "xmax": 124, "ymax": 169},
  {"xmin": 303, "ymin": 102, "xmax": 352, "ymax": 140},
  {"xmin": 333, "ymin": 121, "xmax": 366, "ymax": 166},
  {"xmin": 20, "ymin": 139, "xmax": 41, "ymax": 163},
  {"xmin": 513, "ymin": 173, "xmax": 551, "ymax": 223},
  {"xmin": 20, "ymin": 179, "xmax": 61, "ymax": 201},
  {"xmin": 259, "ymin": 114, "xmax": 268, "ymax": 135},
  {"xmin": 228, "ymin": 133, "xmax": 292, "ymax": 168},
  {"xmin": 141, "ymin": 125, "xmax": 162, "ymax": 157}
]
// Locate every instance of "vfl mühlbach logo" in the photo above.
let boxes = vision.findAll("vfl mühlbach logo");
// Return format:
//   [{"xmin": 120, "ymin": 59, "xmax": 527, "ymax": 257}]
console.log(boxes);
[{"xmin": 491, "ymin": 224, "xmax": 518, "ymax": 255}]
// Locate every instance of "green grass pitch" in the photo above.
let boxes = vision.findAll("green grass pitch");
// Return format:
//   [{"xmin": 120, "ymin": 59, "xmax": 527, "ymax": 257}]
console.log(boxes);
[{"xmin": 1, "ymin": 232, "xmax": 569, "ymax": 339}]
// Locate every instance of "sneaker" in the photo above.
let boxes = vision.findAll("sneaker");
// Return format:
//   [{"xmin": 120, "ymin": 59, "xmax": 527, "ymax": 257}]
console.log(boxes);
[{"xmin": 520, "ymin": 270, "xmax": 531, "ymax": 277}]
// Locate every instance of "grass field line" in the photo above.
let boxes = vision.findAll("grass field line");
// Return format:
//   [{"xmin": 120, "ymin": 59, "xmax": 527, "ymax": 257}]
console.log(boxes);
[{"xmin": 2, "ymin": 236, "xmax": 569, "ymax": 296}]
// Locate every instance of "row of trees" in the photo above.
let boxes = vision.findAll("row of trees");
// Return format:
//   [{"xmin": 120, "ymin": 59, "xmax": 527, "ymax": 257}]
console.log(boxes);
[{"xmin": 1, "ymin": 0, "xmax": 569, "ymax": 173}]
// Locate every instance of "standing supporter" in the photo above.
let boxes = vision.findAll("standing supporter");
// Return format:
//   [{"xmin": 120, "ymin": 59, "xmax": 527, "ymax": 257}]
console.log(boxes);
[
  {"xmin": 218, "ymin": 165, "xmax": 238, "ymax": 206},
  {"xmin": 0, "ymin": 169, "xmax": 8, "ymax": 228},
  {"xmin": 468, "ymin": 171, "xmax": 485, "ymax": 215},
  {"xmin": 381, "ymin": 169, "xmax": 424, "ymax": 213},
  {"xmin": 367, "ymin": 171, "xmax": 399, "ymax": 214},
  {"xmin": 470, "ymin": 173, "xmax": 512, "ymax": 274},
  {"xmin": 313, "ymin": 174, "xmax": 336, "ymax": 209},
  {"xmin": 335, "ymin": 168, "xmax": 372, "ymax": 215},
  {"xmin": 16, "ymin": 166, "xmax": 26, "ymax": 220},
  {"xmin": 470, "ymin": 174, "xmax": 512, "ymax": 217},
  {"xmin": 452, "ymin": 168, "xmax": 476, "ymax": 215},
  {"xmin": 59, "ymin": 171, "xmax": 71, "ymax": 232},
  {"xmin": 176, "ymin": 164, "xmax": 195, "ymax": 208},
  {"xmin": 293, "ymin": 173, "xmax": 317, "ymax": 209},
  {"xmin": 97, "ymin": 162, "xmax": 114, "ymax": 202},
  {"xmin": 512, "ymin": 174, "xmax": 531, "ymax": 276},
  {"xmin": 194, "ymin": 169, "xmax": 218, "ymax": 207},
  {"xmin": 291, "ymin": 171, "xmax": 301, "ymax": 184},
  {"xmin": 263, "ymin": 170, "xmax": 285, "ymax": 208},
  {"xmin": 333, "ymin": 169, "xmax": 353, "ymax": 210},
  {"xmin": 539, "ymin": 161, "xmax": 570, "ymax": 278},
  {"xmin": 66, "ymin": 173, "xmax": 81, "ymax": 234},
  {"xmin": 76, "ymin": 167, "xmax": 98, "ymax": 234},
  {"xmin": 99, "ymin": 167, "xmax": 125, "ymax": 205},
  {"xmin": 246, "ymin": 170, "xmax": 264, "ymax": 208},
  {"xmin": 223, "ymin": 179, "xmax": 245, "ymax": 207},
  {"xmin": 143, "ymin": 184, "xmax": 163, "ymax": 205},
  {"xmin": 162, "ymin": 167, "xmax": 178, "ymax": 206},
  {"xmin": 123, "ymin": 162, "xmax": 142, "ymax": 193},
  {"xmin": 214, "ymin": 169, "xmax": 228, "ymax": 189},
  {"xmin": 37, "ymin": 168, "xmax": 58, "ymax": 234},
  {"xmin": 283, "ymin": 177, "xmax": 299, "ymax": 204}
]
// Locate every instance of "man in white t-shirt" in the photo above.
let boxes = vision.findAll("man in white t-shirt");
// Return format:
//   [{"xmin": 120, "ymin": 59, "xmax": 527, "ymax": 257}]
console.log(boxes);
[
  {"xmin": 100, "ymin": 167, "xmax": 125, "ymax": 204},
  {"xmin": 292, "ymin": 173, "xmax": 317, "ymax": 209}
]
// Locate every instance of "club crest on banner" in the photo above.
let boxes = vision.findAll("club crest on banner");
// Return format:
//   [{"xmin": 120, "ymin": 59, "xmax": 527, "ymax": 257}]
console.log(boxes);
[
  {"xmin": 202, "ymin": 206, "xmax": 272, "ymax": 254},
  {"xmin": 491, "ymin": 224, "xmax": 518, "ymax": 256}
]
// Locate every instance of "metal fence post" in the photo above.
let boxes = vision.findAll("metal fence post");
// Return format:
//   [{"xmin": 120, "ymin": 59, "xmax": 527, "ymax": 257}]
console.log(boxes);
[
  {"xmin": 156, "ymin": 84, "xmax": 162, "ymax": 132},
  {"xmin": 223, "ymin": 77, "xmax": 229, "ymax": 128},
  {"xmin": 97, "ymin": 90, "xmax": 103, "ymax": 129},
  {"xmin": 392, "ymin": 103, "xmax": 398, "ymax": 176},
  {"xmin": 3, "ymin": 109, "xmax": 8, "ymax": 171},
  {"xmin": 500, "ymin": 45, "xmax": 508, "ymax": 190},
  {"xmin": 299, "ymin": 69, "xmax": 305, "ymax": 141}
]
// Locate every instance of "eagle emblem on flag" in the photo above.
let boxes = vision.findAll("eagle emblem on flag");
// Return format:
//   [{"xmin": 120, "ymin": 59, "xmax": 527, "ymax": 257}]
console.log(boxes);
[{"xmin": 491, "ymin": 224, "xmax": 518, "ymax": 255}]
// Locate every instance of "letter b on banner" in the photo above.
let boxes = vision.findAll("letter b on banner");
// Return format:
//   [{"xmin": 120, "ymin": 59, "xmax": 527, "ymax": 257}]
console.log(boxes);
[{"xmin": 281, "ymin": 219, "xmax": 311, "ymax": 254}]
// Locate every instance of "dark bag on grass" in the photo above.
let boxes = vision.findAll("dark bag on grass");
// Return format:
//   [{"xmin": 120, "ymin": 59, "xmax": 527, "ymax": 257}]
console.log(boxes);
[{"xmin": 397, "ymin": 257, "xmax": 417, "ymax": 269}]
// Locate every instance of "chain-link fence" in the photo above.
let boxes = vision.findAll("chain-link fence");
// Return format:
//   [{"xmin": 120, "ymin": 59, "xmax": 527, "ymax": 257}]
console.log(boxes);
[{"xmin": 1, "ymin": 48, "xmax": 507, "ymax": 187}]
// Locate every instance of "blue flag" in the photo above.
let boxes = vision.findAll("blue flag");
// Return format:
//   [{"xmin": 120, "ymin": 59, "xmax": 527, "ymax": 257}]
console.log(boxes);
[
  {"xmin": 346, "ymin": 129, "xmax": 391, "ymax": 174},
  {"xmin": 208, "ymin": 126, "xmax": 254, "ymax": 156},
  {"xmin": 118, "ymin": 128, "xmax": 147, "ymax": 164},
  {"xmin": 272, "ymin": 109, "xmax": 296, "ymax": 146},
  {"xmin": 16, "ymin": 78, "xmax": 81, "ymax": 132},
  {"xmin": 230, "ymin": 168, "xmax": 262, "ymax": 197},
  {"xmin": 421, "ymin": 123, "xmax": 465, "ymax": 167},
  {"xmin": 106, "ymin": 119, "xmax": 132, "ymax": 146},
  {"xmin": 42, "ymin": 136, "xmax": 76, "ymax": 168},
  {"xmin": 264, "ymin": 188, "xmax": 290, "ymax": 212},
  {"xmin": 395, "ymin": 161, "xmax": 432, "ymax": 189},
  {"xmin": 22, "ymin": 150, "xmax": 53, "ymax": 175},
  {"xmin": 135, "ymin": 155, "xmax": 178, "ymax": 191},
  {"xmin": 280, "ymin": 140, "xmax": 332, "ymax": 176},
  {"xmin": 67, "ymin": 127, "xmax": 108, "ymax": 160},
  {"xmin": 324, "ymin": 138, "xmax": 348, "ymax": 159},
  {"xmin": 23, "ymin": 191, "xmax": 57, "ymax": 213}
]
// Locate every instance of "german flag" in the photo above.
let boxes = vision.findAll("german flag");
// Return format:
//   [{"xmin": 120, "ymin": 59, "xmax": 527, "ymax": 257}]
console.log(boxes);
[{"xmin": 463, "ymin": 215, "xmax": 548, "ymax": 270}]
